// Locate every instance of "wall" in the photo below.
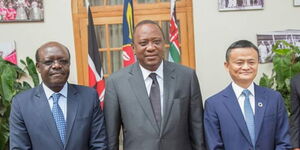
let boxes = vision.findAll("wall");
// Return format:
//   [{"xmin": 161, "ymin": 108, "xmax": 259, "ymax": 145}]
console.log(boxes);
[
  {"xmin": 193, "ymin": 0, "xmax": 300, "ymax": 100},
  {"xmin": 1, "ymin": 0, "xmax": 299, "ymax": 100},
  {"xmin": 0, "ymin": 0, "xmax": 77, "ymax": 84}
]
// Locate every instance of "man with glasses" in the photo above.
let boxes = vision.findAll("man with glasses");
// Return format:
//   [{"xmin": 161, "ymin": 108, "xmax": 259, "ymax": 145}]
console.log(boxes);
[{"xmin": 10, "ymin": 42, "xmax": 107, "ymax": 150}]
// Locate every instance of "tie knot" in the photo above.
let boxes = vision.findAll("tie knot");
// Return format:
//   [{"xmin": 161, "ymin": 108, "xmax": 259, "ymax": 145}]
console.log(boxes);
[
  {"xmin": 149, "ymin": 73, "xmax": 157, "ymax": 80},
  {"xmin": 52, "ymin": 93, "xmax": 61, "ymax": 103},
  {"xmin": 242, "ymin": 89, "xmax": 251, "ymax": 97}
]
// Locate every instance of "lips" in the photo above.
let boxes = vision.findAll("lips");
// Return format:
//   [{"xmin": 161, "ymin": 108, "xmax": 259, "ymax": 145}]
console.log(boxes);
[
  {"xmin": 145, "ymin": 55, "xmax": 158, "ymax": 59},
  {"xmin": 50, "ymin": 72, "xmax": 64, "ymax": 76}
]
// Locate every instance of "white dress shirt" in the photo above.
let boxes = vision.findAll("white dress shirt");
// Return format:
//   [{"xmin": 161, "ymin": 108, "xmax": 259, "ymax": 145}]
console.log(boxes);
[
  {"xmin": 231, "ymin": 82, "xmax": 255, "ymax": 116},
  {"xmin": 43, "ymin": 83, "xmax": 68, "ymax": 120},
  {"xmin": 139, "ymin": 61, "xmax": 164, "ymax": 117}
]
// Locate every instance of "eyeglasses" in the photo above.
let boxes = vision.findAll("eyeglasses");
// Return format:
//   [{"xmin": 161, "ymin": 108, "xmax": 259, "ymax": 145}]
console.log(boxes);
[{"xmin": 39, "ymin": 59, "xmax": 69, "ymax": 66}]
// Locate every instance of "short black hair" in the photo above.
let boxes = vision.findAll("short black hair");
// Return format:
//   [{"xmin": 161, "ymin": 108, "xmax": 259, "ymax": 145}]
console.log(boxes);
[
  {"xmin": 35, "ymin": 42, "xmax": 70, "ymax": 62},
  {"xmin": 132, "ymin": 20, "xmax": 165, "ymax": 42},
  {"xmin": 225, "ymin": 40, "xmax": 259, "ymax": 62}
]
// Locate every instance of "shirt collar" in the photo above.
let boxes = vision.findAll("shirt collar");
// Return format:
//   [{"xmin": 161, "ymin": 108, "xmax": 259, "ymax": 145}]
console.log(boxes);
[
  {"xmin": 42, "ymin": 82, "xmax": 68, "ymax": 100},
  {"xmin": 231, "ymin": 81, "xmax": 255, "ymax": 99},
  {"xmin": 139, "ymin": 61, "xmax": 164, "ymax": 80}
]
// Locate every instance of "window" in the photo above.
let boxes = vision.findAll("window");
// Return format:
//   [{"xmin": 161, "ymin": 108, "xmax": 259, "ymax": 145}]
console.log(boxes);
[{"xmin": 72, "ymin": 0, "xmax": 195, "ymax": 85}]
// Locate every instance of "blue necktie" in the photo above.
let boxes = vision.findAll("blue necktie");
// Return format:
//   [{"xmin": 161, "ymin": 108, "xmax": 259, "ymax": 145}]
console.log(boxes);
[
  {"xmin": 52, "ymin": 93, "xmax": 66, "ymax": 145},
  {"xmin": 242, "ymin": 89, "xmax": 255, "ymax": 146}
]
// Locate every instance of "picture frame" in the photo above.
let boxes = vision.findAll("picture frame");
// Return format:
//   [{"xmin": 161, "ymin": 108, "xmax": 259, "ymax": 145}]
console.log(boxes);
[
  {"xmin": 0, "ymin": 41, "xmax": 17, "ymax": 64},
  {"xmin": 218, "ymin": 0, "xmax": 264, "ymax": 11},
  {"xmin": 295, "ymin": 0, "xmax": 300, "ymax": 6},
  {"xmin": 0, "ymin": 0, "xmax": 44, "ymax": 23},
  {"xmin": 256, "ymin": 30, "xmax": 300, "ymax": 64}
]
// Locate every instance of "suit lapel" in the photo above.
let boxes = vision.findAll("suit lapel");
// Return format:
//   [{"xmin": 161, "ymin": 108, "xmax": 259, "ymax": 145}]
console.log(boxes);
[
  {"xmin": 64, "ymin": 84, "xmax": 80, "ymax": 148},
  {"xmin": 222, "ymin": 84, "xmax": 253, "ymax": 145},
  {"xmin": 254, "ymin": 85, "xmax": 267, "ymax": 144},
  {"xmin": 161, "ymin": 61, "xmax": 176, "ymax": 134},
  {"xmin": 128, "ymin": 63, "xmax": 160, "ymax": 134},
  {"xmin": 34, "ymin": 85, "xmax": 64, "ymax": 148}
]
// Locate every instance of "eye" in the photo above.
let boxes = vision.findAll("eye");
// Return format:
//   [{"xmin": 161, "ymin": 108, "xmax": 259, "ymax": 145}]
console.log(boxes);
[
  {"xmin": 42, "ymin": 60, "xmax": 53, "ymax": 66},
  {"xmin": 235, "ymin": 61, "xmax": 243, "ymax": 65},
  {"xmin": 59, "ymin": 59, "xmax": 69, "ymax": 65},
  {"xmin": 139, "ymin": 42, "xmax": 147, "ymax": 46},
  {"xmin": 153, "ymin": 40, "xmax": 161, "ymax": 45}
]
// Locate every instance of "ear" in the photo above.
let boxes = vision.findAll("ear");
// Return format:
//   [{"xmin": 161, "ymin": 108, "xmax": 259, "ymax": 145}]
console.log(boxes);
[
  {"xmin": 132, "ymin": 43, "xmax": 136, "ymax": 54},
  {"xmin": 36, "ymin": 62, "xmax": 41, "ymax": 73},
  {"xmin": 224, "ymin": 61, "xmax": 229, "ymax": 72}
]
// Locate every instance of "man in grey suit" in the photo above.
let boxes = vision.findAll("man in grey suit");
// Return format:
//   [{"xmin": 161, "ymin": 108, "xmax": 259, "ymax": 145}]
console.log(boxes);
[
  {"xmin": 104, "ymin": 20, "xmax": 206, "ymax": 150},
  {"xmin": 10, "ymin": 42, "xmax": 107, "ymax": 150}
]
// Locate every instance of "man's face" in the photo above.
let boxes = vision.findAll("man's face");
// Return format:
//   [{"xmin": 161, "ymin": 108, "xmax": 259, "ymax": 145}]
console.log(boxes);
[
  {"xmin": 224, "ymin": 47, "xmax": 259, "ymax": 88},
  {"xmin": 36, "ymin": 45, "xmax": 70, "ymax": 92},
  {"xmin": 133, "ymin": 23, "xmax": 164, "ymax": 71}
]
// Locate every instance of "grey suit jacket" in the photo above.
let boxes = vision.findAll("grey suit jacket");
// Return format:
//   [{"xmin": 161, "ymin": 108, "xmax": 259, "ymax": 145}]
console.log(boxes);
[
  {"xmin": 104, "ymin": 61, "xmax": 206, "ymax": 150},
  {"xmin": 10, "ymin": 83, "xmax": 107, "ymax": 150},
  {"xmin": 290, "ymin": 74, "xmax": 300, "ymax": 148}
]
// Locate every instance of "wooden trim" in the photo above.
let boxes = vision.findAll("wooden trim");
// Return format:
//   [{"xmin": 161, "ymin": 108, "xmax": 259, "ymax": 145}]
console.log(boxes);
[{"xmin": 72, "ymin": 0, "xmax": 195, "ymax": 85}]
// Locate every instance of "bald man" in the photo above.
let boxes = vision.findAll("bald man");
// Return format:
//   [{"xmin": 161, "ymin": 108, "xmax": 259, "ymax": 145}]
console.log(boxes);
[{"xmin": 10, "ymin": 42, "xmax": 107, "ymax": 150}]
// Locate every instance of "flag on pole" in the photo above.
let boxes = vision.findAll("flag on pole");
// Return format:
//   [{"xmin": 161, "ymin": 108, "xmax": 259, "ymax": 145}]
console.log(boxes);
[
  {"xmin": 87, "ymin": 6, "xmax": 105, "ymax": 109},
  {"xmin": 168, "ymin": 0, "xmax": 181, "ymax": 63},
  {"xmin": 122, "ymin": 0, "xmax": 135, "ymax": 67}
]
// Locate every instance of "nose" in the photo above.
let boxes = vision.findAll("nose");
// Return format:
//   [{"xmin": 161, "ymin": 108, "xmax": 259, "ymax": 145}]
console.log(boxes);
[
  {"xmin": 51, "ymin": 60, "xmax": 62, "ymax": 68},
  {"xmin": 146, "ymin": 42, "xmax": 156, "ymax": 51},
  {"xmin": 241, "ymin": 62, "xmax": 250, "ymax": 69}
]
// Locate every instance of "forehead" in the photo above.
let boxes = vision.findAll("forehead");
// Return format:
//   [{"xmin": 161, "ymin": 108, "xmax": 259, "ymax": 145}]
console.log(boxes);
[
  {"xmin": 39, "ymin": 45, "xmax": 69, "ymax": 59},
  {"xmin": 134, "ymin": 24, "xmax": 163, "ymax": 39},
  {"xmin": 229, "ymin": 47, "xmax": 258, "ymax": 60}
]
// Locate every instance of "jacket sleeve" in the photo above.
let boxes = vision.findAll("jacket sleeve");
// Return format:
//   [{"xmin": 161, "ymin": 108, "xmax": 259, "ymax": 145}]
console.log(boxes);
[
  {"xmin": 275, "ymin": 92, "xmax": 292, "ymax": 150},
  {"xmin": 189, "ymin": 70, "xmax": 207, "ymax": 150},
  {"xmin": 89, "ymin": 89, "xmax": 108, "ymax": 150},
  {"xmin": 104, "ymin": 77, "xmax": 121, "ymax": 150},
  {"xmin": 204, "ymin": 99, "xmax": 225, "ymax": 150},
  {"xmin": 290, "ymin": 75, "xmax": 300, "ymax": 148},
  {"xmin": 9, "ymin": 96, "xmax": 32, "ymax": 150}
]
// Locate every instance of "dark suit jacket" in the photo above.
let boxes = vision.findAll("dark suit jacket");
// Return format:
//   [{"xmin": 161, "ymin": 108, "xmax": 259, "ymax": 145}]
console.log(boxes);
[
  {"xmin": 290, "ymin": 74, "xmax": 300, "ymax": 148},
  {"xmin": 204, "ymin": 84, "xmax": 291, "ymax": 150},
  {"xmin": 10, "ymin": 83, "xmax": 107, "ymax": 150},
  {"xmin": 104, "ymin": 61, "xmax": 206, "ymax": 150}
]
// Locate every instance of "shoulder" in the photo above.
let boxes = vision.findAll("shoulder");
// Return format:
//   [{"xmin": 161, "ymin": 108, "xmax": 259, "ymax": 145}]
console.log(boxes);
[
  {"xmin": 292, "ymin": 74, "xmax": 300, "ymax": 82},
  {"xmin": 255, "ymin": 84, "xmax": 280, "ymax": 95},
  {"xmin": 166, "ymin": 61, "xmax": 194, "ymax": 72},
  {"xmin": 107, "ymin": 63, "xmax": 135, "ymax": 80},
  {"xmin": 205, "ymin": 85, "xmax": 230, "ymax": 105},
  {"xmin": 69, "ymin": 83, "xmax": 97, "ymax": 94},
  {"xmin": 13, "ymin": 85, "xmax": 39, "ymax": 100}
]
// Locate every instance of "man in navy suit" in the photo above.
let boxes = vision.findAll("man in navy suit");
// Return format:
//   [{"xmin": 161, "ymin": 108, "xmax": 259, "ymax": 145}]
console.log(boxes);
[
  {"xmin": 204, "ymin": 40, "xmax": 291, "ymax": 150},
  {"xmin": 10, "ymin": 42, "xmax": 107, "ymax": 150}
]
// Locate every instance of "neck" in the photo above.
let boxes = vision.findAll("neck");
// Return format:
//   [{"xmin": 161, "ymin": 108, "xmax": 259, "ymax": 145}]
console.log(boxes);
[{"xmin": 234, "ymin": 81, "xmax": 252, "ymax": 89}]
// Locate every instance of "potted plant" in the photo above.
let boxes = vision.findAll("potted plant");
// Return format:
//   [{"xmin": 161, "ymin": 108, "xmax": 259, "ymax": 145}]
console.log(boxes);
[
  {"xmin": 0, "ymin": 57, "xmax": 39, "ymax": 150},
  {"xmin": 259, "ymin": 40, "xmax": 300, "ymax": 114}
]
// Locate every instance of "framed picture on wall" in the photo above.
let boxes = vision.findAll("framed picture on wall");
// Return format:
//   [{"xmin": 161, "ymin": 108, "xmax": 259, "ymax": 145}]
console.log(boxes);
[
  {"xmin": 256, "ymin": 30, "xmax": 300, "ymax": 64},
  {"xmin": 0, "ymin": 41, "xmax": 17, "ymax": 64},
  {"xmin": 0, "ymin": 0, "xmax": 44, "ymax": 23},
  {"xmin": 295, "ymin": 0, "xmax": 300, "ymax": 6},
  {"xmin": 218, "ymin": 0, "xmax": 264, "ymax": 11}
]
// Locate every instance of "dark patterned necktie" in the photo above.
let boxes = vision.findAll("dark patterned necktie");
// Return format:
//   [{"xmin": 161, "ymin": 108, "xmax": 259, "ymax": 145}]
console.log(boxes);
[
  {"xmin": 149, "ymin": 73, "xmax": 161, "ymax": 127},
  {"xmin": 52, "ymin": 93, "xmax": 66, "ymax": 145}
]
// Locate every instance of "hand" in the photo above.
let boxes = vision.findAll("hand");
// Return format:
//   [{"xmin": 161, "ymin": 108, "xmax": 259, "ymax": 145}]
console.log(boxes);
[{"xmin": 293, "ymin": 148, "xmax": 300, "ymax": 150}]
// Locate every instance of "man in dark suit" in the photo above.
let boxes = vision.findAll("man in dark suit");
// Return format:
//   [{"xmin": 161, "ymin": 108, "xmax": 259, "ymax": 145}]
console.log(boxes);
[
  {"xmin": 290, "ymin": 74, "xmax": 300, "ymax": 150},
  {"xmin": 104, "ymin": 20, "xmax": 206, "ymax": 150},
  {"xmin": 10, "ymin": 42, "xmax": 107, "ymax": 150},
  {"xmin": 204, "ymin": 40, "xmax": 291, "ymax": 150}
]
